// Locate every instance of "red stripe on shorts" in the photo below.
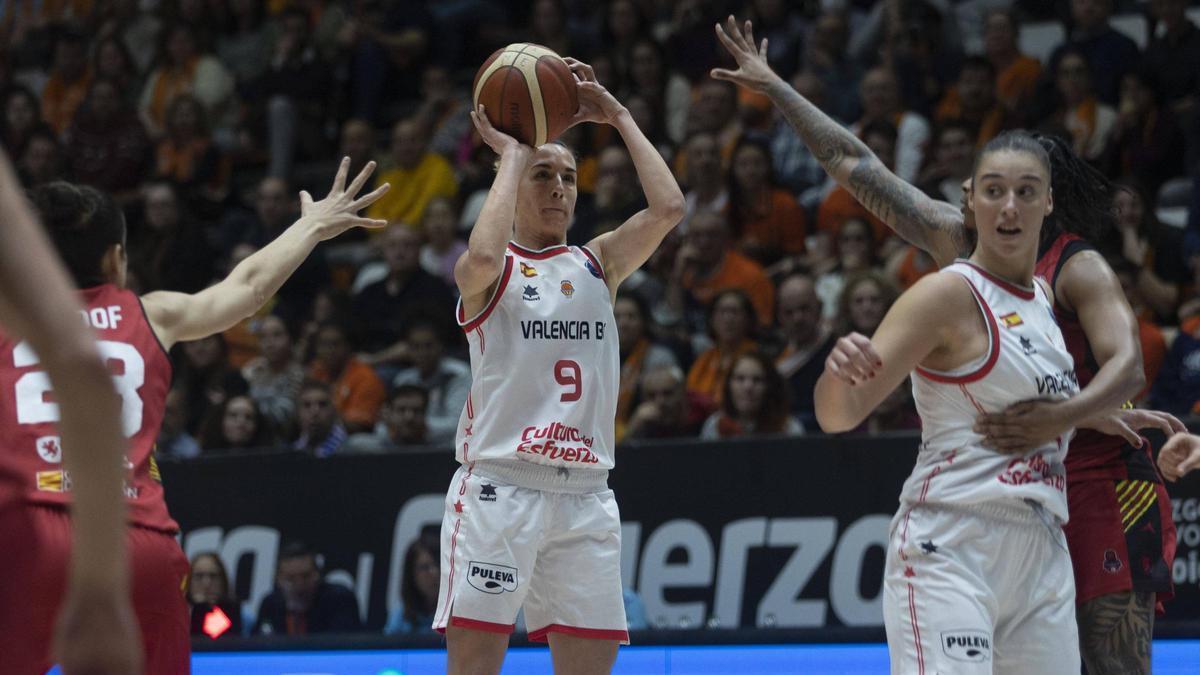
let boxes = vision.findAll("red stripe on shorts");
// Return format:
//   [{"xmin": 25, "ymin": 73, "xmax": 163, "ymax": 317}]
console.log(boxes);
[
  {"xmin": 528, "ymin": 624, "xmax": 630, "ymax": 643},
  {"xmin": 908, "ymin": 583, "xmax": 925, "ymax": 675},
  {"xmin": 436, "ymin": 518, "xmax": 462, "ymax": 627}
]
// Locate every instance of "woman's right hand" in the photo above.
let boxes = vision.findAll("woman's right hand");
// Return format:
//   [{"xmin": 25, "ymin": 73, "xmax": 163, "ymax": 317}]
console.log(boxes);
[
  {"xmin": 824, "ymin": 332, "xmax": 882, "ymax": 386},
  {"xmin": 470, "ymin": 104, "xmax": 525, "ymax": 156}
]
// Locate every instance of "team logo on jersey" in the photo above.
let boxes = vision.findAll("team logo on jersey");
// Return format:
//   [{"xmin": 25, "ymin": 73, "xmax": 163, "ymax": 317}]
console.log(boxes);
[
  {"xmin": 560, "ymin": 280, "xmax": 575, "ymax": 297},
  {"xmin": 36, "ymin": 435, "xmax": 63, "ymax": 463},
  {"xmin": 941, "ymin": 630, "xmax": 991, "ymax": 663},
  {"xmin": 999, "ymin": 312, "xmax": 1023, "ymax": 328},
  {"xmin": 520, "ymin": 262, "xmax": 538, "ymax": 277},
  {"xmin": 479, "ymin": 483, "xmax": 497, "ymax": 502},
  {"xmin": 523, "ymin": 285, "xmax": 540, "ymax": 301},
  {"xmin": 1103, "ymin": 549, "xmax": 1123, "ymax": 573},
  {"xmin": 585, "ymin": 259, "xmax": 603, "ymax": 279},
  {"xmin": 1019, "ymin": 336, "xmax": 1036, "ymax": 355},
  {"xmin": 467, "ymin": 561, "xmax": 518, "ymax": 594},
  {"xmin": 37, "ymin": 469, "xmax": 71, "ymax": 492}
]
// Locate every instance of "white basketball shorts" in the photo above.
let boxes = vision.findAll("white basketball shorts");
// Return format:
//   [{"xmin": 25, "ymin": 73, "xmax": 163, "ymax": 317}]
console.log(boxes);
[
  {"xmin": 883, "ymin": 500, "xmax": 1079, "ymax": 674},
  {"xmin": 432, "ymin": 463, "xmax": 629, "ymax": 643}
]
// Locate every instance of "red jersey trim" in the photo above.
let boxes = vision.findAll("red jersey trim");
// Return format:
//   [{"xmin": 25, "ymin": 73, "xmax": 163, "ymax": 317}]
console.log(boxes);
[
  {"xmin": 446, "ymin": 616, "xmax": 515, "ymax": 635},
  {"xmin": 134, "ymin": 292, "xmax": 172, "ymax": 361},
  {"xmin": 916, "ymin": 275, "xmax": 1001, "ymax": 384},
  {"xmin": 527, "ymin": 624, "xmax": 630, "ymax": 643},
  {"xmin": 957, "ymin": 260, "xmax": 1035, "ymax": 300},
  {"xmin": 579, "ymin": 245, "xmax": 607, "ymax": 282},
  {"xmin": 459, "ymin": 256, "xmax": 514, "ymax": 333},
  {"xmin": 507, "ymin": 242, "xmax": 571, "ymax": 259}
]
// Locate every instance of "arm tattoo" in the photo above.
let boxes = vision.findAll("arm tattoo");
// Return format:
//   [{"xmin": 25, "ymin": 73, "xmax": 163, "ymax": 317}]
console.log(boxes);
[
  {"xmin": 768, "ymin": 83, "xmax": 970, "ymax": 259},
  {"xmin": 1077, "ymin": 591, "xmax": 1154, "ymax": 675}
]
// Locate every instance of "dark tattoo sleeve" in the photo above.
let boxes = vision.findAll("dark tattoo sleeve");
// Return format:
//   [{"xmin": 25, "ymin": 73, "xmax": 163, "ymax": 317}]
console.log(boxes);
[
  {"xmin": 768, "ymin": 82, "xmax": 970, "ymax": 262},
  {"xmin": 1077, "ymin": 591, "xmax": 1154, "ymax": 675}
]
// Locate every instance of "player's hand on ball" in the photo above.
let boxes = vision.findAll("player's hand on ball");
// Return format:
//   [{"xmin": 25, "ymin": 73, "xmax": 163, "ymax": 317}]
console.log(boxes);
[
  {"xmin": 824, "ymin": 332, "xmax": 882, "ymax": 386},
  {"xmin": 53, "ymin": 584, "xmax": 142, "ymax": 675},
  {"xmin": 471, "ymin": 104, "xmax": 525, "ymax": 153},
  {"xmin": 1159, "ymin": 432, "xmax": 1200, "ymax": 482},
  {"xmin": 564, "ymin": 57, "xmax": 625, "ymax": 127},
  {"xmin": 710, "ymin": 16, "xmax": 782, "ymax": 94},
  {"xmin": 302, "ymin": 156, "xmax": 390, "ymax": 239}
]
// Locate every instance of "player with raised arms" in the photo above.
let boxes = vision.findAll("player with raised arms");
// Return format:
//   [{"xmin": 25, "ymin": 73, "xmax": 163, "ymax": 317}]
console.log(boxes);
[
  {"xmin": 713, "ymin": 16, "xmax": 1180, "ymax": 674},
  {"xmin": 0, "ymin": 157, "xmax": 387, "ymax": 674},
  {"xmin": 437, "ymin": 57, "xmax": 684, "ymax": 674}
]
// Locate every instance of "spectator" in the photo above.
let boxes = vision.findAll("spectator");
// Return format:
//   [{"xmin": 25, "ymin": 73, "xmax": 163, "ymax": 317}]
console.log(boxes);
[
  {"xmin": 366, "ymin": 117, "xmax": 457, "ymax": 227},
  {"xmin": 352, "ymin": 225, "xmax": 456, "ymax": 355},
  {"xmin": 814, "ymin": 218, "xmax": 879, "ymax": 322},
  {"xmin": 803, "ymin": 9, "xmax": 863, "ymax": 124},
  {"xmin": 916, "ymin": 120, "xmax": 975, "ymax": 205},
  {"xmin": 157, "ymin": 387, "xmax": 201, "ymax": 459},
  {"xmin": 41, "ymin": 26, "xmax": 92, "ymax": 135},
  {"xmin": 91, "ymin": 37, "xmax": 142, "ymax": 101},
  {"xmin": 1112, "ymin": 181, "xmax": 1185, "ymax": 322},
  {"xmin": 1, "ymin": 85, "xmax": 46, "ymax": 156},
  {"xmin": 186, "ymin": 552, "xmax": 244, "ymax": 640},
  {"xmin": 685, "ymin": 80, "xmax": 742, "ymax": 167},
  {"xmin": 680, "ymin": 132, "xmax": 727, "ymax": 229},
  {"xmin": 293, "ymin": 379, "xmax": 348, "ymax": 457},
  {"xmin": 342, "ymin": 0, "xmax": 433, "ymax": 123},
  {"xmin": 1143, "ymin": 0, "xmax": 1200, "ymax": 157},
  {"xmin": 686, "ymin": 289, "xmax": 758, "ymax": 408},
  {"xmin": 1110, "ymin": 69, "xmax": 1186, "ymax": 194},
  {"xmin": 242, "ymin": 315, "xmax": 305, "ymax": 437},
  {"xmin": 726, "ymin": 135, "xmax": 807, "ymax": 266},
  {"xmin": 390, "ymin": 322, "xmax": 469, "ymax": 445},
  {"xmin": 346, "ymin": 385, "xmax": 430, "ymax": 453},
  {"xmin": 601, "ymin": 0, "xmax": 652, "ymax": 78},
  {"xmin": 1048, "ymin": 0, "xmax": 1140, "ymax": 106},
  {"xmin": 622, "ymin": 366, "xmax": 710, "ymax": 440},
  {"xmin": 934, "ymin": 56, "xmax": 1016, "ymax": 147},
  {"xmin": 983, "ymin": 9, "xmax": 1042, "ymax": 113},
  {"xmin": 625, "ymin": 35, "xmax": 691, "ymax": 144},
  {"xmin": 572, "ymin": 145, "xmax": 646, "ymax": 243},
  {"xmin": 128, "ymin": 181, "xmax": 215, "ymax": 293},
  {"xmin": 383, "ymin": 532, "xmax": 440, "ymax": 635},
  {"xmin": 854, "ymin": 67, "xmax": 930, "ymax": 183},
  {"xmin": 411, "ymin": 64, "xmax": 471, "ymax": 160},
  {"xmin": 614, "ymin": 293, "xmax": 678, "ymax": 441},
  {"xmin": 254, "ymin": 542, "xmax": 362, "ymax": 635},
  {"xmin": 16, "ymin": 129, "xmax": 67, "ymax": 187},
  {"xmin": 138, "ymin": 22, "xmax": 235, "ymax": 139},
  {"xmin": 1049, "ymin": 48, "xmax": 1116, "ymax": 163},
  {"xmin": 174, "ymin": 333, "xmax": 248, "ymax": 435},
  {"xmin": 310, "ymin": 321, "xmax": 385, "ymax": 432},
  {"xmin": 837, "ymin": 270, "xmax": 899, "ymax": 338},
  {"xmin": 857, "ymin": 378, "xmax": 921, "ymax": 434},
  {"xmin": 1109, "ymin": 256, "xmax": 1166, "ymax": 403},
  {"xmin": 199, "ymin": 394, "xmax": 274, "ymax": 453},
  {"xmin": 775, "ymin": 273, "xmax": 835, "ymax": 430},
  {"xmin": 418, "ymin": 196, "xmax": 466, "ymax": 288},
  {"xmin": 666, "ymin": 209, "xmax": 775, "ymax": 331},
  {"xmin": 216, "ymin": 0, "xmax": 272, "ymax": 86},
  {"xmin": 65, "ymin": 77, "xmax": 152, "ymax": 200},
  {"xmin": 155, "ymin": 93, "xmax": 230, "ymax": 204},
  {"xmin": 769, "ymin": 70, "xmax": 831, "ymax": 202},
  {"xmin": 700, "ymin": 351, "xmax": 801, "ymax": 439}
]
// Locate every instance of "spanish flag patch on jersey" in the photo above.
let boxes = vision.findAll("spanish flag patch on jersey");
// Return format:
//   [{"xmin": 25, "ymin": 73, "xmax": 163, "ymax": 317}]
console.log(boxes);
[{"xmin": 999, "ymin": 312, "xmax": 1023, "ymax": 328}]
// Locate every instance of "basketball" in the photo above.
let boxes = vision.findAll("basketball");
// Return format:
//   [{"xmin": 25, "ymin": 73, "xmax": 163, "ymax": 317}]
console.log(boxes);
[{"xmin": 472, "ymin": 43, "xmax": 579, "ymax": 147}]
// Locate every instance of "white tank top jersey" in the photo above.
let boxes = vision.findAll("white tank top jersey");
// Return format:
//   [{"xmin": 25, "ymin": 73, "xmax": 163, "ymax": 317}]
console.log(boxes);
[
  {"xmin": 902, "ymin": 260, "xmax": 1078, "ymax": 522},
  {"xmin": 455, "ymin": 242, "xmax": 619, "ymax": 471}
]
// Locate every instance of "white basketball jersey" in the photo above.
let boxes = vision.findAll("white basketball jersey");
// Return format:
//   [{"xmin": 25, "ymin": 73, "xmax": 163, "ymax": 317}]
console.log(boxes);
[
  {"xmin": 902, "ymin": 260, "xmax": 1078, "ymax": 521},
  {"xmin": 455, "ymin": 243, "xmax": 618, "ymax": 471}
]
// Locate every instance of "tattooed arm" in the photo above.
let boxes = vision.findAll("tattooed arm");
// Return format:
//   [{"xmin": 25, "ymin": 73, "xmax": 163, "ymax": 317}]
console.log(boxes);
[{"xmin": 711, "ymin": 16, "xmax": 969, "ymax": 267}]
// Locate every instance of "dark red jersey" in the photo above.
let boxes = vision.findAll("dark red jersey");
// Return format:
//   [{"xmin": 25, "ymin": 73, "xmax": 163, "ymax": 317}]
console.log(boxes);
[
  {"xmin": 1036, "ymin": 233, "xmax": 1159, "ymax": 482},
  {"xmin": 0, "ymin": 284, "xmax": 178, "ymax": 531}
]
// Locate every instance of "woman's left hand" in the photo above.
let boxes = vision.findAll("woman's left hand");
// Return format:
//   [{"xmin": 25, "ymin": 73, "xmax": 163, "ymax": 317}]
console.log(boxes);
[{"xmin": 565, "ymin": 57, "xmax": 625, "ymax": 127}]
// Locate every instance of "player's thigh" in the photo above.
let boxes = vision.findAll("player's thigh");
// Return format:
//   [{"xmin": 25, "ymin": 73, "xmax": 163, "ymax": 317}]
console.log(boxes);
[
  {"xmin": 1076, "ymin": 591, "xmax": 1154, "ymax": 675},
  {"xmin": 547, "ymin": 631, "xmax": 619, "ymax": 675},
  {"xmin": 0, "ymin": 506, "xmax": 68, "ymax": 675},
  {"xmin": 434, "ymin": 467, "xmax": 543, "ymax": 633},
  {"xmin": 524, "ymin": 490, "xmax": 627, "ymax": 643},
  {"xmin": 994, "ymin": 526, "xmax": 1079, "ymax": 675}
]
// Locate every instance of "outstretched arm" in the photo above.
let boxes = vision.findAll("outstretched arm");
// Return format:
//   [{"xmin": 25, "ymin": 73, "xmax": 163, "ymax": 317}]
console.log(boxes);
[
  {"xmin": 142, "ymin": 158, "xmax": 388, "ymax": 350},
  {"xmin": 0, "ymin": 152, "xmax": 141, "ymax": 674},
  {"xmin": 570, "ymin": 58, "xmax": 685, "ymax": 290},
  {"xmin": 711, "ymin": 16, "xmax": 968, "ymax": 267}
]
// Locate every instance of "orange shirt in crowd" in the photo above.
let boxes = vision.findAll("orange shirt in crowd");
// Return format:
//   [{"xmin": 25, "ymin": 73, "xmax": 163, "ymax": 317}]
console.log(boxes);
[
  {"xmin": 996, "ymin": 55, "xmax": 1042, "ymax": 111},
  {"xmin": 734, "ymin": 188, "xmax": 808, "ymax": 260},
  {"xmin": 310, "ymin": 357, "xmax": 385, "ymax": 429},
  {"xmin": 933, "ymin": 91, "xmax": 1010, "ymax": 147},
  {"xmin": 683, "ymin": 250, "xmax": 776, "ymax": 327},
  {"xmin": 686, "ymin": 339, "xmax": 757, "ymax": 407},
  {"xmin": 816, "ymin": 186, "xmax": 890, "ymax": 244},
  {"xmin": 892, "ymin": 245, "xmax": 938, "ymax": 290},
  {"xmin": 1138, "ymin": 318, "xmax": 1165, "ymax": 401},
  {"xmin": 42, "ymin": 70, "xmax": 92, "ymax": 135}
]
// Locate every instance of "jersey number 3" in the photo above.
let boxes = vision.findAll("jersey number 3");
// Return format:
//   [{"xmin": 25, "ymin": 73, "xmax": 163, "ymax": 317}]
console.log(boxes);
[
  {"xmin": 554, "ymin": 359, "xmax": 582, "ymax": 402},
  {"xmin": 13, "ymin": 340, "xmax": 145, "ymax": 437}
]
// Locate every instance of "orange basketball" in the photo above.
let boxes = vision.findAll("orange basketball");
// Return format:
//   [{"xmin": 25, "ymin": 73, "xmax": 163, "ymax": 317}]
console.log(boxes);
[{"xmin": 472, "ymin": 43, "xmax": 579, "ymax": 147}]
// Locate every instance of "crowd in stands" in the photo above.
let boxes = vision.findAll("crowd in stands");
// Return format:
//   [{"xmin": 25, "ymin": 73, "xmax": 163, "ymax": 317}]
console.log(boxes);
[{"xmin": 3, "ymin": 0, "xmax": 1200, "ymax": 457}]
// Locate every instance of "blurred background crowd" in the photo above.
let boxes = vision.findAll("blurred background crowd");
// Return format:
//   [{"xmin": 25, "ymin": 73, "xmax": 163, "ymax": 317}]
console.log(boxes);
[{"xmin": 5, "ymin": 0, "xmax": 1200, "ymax": 637}]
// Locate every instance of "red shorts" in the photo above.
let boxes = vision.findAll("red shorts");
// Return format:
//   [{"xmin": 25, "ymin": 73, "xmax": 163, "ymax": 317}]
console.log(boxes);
[
  {"xmin": 0, "ymin": 505, "xmax": 191, "ymax": 675},
  {"xmin": 1064, "ymin": 478, "xmax": 1176, "ymax": 609}
]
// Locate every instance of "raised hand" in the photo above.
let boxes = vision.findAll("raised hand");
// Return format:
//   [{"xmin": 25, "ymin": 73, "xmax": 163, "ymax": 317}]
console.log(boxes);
[
  {"xmin": 710, "ymin": 15, "xmax": 783, "ymax": 94},
  {"xmin": 564, "ymin": 57, "xmax": 626, "ymax": 127},
  {"xmin": 302, "ymin": 157, "xmax": 390, "ymax": 240},
  {"xmin": 824, "ymin": 332, "xmax": 883, "ymax": 386},
  {"xmin": 471, "ymin": 104, "xmax": 523, "ymax": 154}
]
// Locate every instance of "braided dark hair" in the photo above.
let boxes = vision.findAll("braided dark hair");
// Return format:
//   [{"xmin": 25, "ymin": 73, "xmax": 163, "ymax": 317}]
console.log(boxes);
[{"xmin": 1031, "ymin": 132, "xmax": 1116, "ymax": 254}]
